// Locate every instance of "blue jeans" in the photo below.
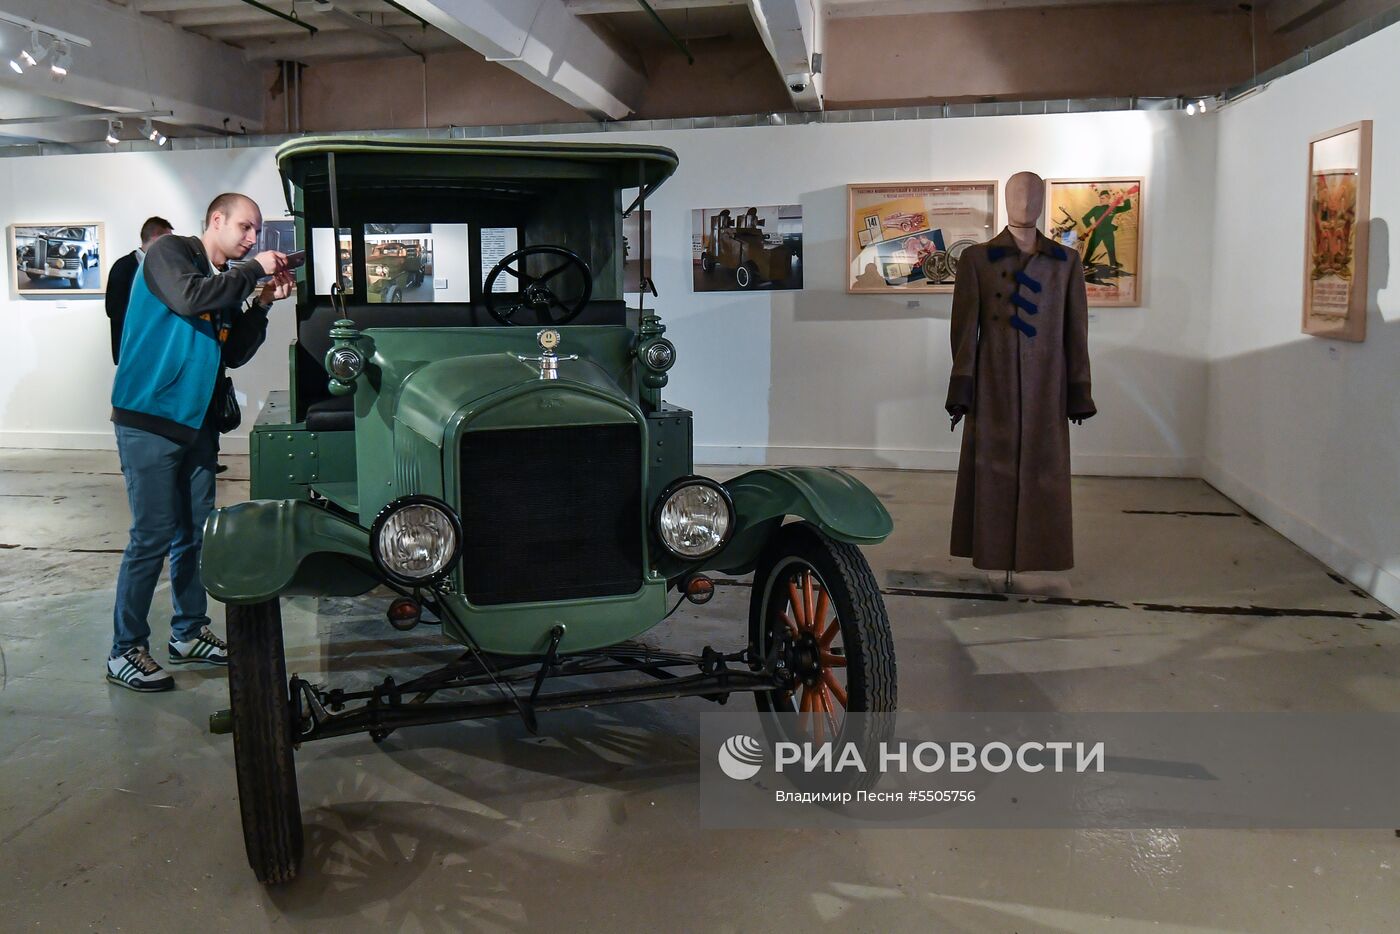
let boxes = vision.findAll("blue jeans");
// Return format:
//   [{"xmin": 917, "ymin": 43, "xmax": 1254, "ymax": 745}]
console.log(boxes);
[{"xmin": 112, "ymin": 422, "xmax": 218, "ymax": 657}]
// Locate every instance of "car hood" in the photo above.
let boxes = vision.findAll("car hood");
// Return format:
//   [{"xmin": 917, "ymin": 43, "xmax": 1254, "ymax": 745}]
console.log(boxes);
[{"xmin": 394, "ymin": 353, "xmax": 637, "ymax": 442}]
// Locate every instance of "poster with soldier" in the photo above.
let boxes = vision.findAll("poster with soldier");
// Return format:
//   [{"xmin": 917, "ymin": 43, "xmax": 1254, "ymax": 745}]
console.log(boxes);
[{"xmin": 1045, "ymin": 178, "xmax": 1143, "ymax": 307}]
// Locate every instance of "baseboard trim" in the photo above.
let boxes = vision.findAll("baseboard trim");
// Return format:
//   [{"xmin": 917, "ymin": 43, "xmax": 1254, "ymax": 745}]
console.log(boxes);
[
  {"xmin": 1203, "ymin": 459, "xmax": 1400, "ymax": 615},
  {"xmin": 697, "ymin": 444, "xmax": 1198, "ymax": 477},
  {"xmin": 0, "ymin": 431, "xmax": 250, "ymax": 455}
]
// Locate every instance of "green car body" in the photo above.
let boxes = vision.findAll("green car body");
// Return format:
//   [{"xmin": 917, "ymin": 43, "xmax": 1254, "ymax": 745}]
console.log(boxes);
[{"xmin": 201, "ymin": 136, "xmax": 892, "ymax": 657}]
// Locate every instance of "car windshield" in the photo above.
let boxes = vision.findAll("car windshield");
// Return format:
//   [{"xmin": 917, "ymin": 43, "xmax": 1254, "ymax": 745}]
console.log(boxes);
[{"xmin": 51, "ymin": 228, "xmax": 87, "ymax": 241}]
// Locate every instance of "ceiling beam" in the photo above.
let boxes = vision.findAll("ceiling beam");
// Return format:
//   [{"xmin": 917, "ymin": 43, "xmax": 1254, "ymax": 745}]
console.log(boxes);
[
  {"xmin": 241, "ymin": 27, "xmax": 461, "ymax": 61},
  {"xmin": 1264, "ymin": 0, "xmax": 1349, "ymax": 32},
  {"xmin": 0, "ymin": 0, "xmax": 264, "ymax": 132},
  {"xmin": 390, "ymin": 0, "xmax": 645, "ymax": 119},
  {"xmin": 747, "ymin": 0, "xmax": 822, "ymax": 110},
  {"xmin": 564, "ymin": 0, "xmax": 746, "ymax": 12},
  {"xmin": 823, "ymin": 0, "xmax": 1149, "ymax": 14}
]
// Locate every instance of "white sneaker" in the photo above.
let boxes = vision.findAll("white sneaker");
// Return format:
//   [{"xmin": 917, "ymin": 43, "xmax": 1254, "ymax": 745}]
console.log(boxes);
[
  {"xmin": 168, "ymin": 626, "xmax": 229, "ymax": 666},
  {"xmin": 107, "ymin": 647, "xmax": 175, "ymax": 692}
]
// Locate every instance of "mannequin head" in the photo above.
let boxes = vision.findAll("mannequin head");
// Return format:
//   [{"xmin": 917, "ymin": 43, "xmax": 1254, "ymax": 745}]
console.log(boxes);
[{"xmin": 1005, "ymin": 171, "xmax": 1045, "ymax": 228}]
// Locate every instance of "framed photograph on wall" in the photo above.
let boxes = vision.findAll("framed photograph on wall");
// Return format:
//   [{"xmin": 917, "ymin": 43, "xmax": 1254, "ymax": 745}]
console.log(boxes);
[
  {"xmin": 846, "ymin": 182, "xmax": 998, "ymax": 293},
  {"xmin": 692, "ymin": 205, "xmax": 803, "ymax": 292},
  {"xmin": 1044, "ymin": 178, "xmax": 1143, "ymax": 307},
  {"xmin": 8, "ymin": 222, "xmax": 106, "ymax": 296},
  {"xmin": 1303, "ymin": 120, "xmax": 1372, "ymax": 341}
]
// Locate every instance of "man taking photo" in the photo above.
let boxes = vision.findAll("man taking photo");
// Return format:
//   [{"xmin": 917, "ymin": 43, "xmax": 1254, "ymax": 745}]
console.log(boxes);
[{"xmin": 108, "ymin": 192, "xmax": 292, "ymax": 692}]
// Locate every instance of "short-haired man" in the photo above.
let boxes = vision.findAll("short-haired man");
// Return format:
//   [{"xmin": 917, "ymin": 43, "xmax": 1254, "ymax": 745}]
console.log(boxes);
[
  {"xmin": 107, "ymin": 192, "xmax": 292, "ymax": 692},
  {"xmin": 105, "ymin": 216, "xmax": 173, "ymax": 364}
]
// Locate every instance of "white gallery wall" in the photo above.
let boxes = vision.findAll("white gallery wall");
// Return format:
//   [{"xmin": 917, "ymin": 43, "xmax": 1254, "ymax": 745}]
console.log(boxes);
[
  {"xmin": 0, "ymin": 109, "xmax": 1213, "ymax": 481},
  {"xmin": 1205, "ymin": 24, "xmax": 1400, "ymax": 611}
]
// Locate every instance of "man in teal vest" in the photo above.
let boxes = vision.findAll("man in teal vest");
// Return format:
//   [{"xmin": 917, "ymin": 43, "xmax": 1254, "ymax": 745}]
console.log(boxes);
[
  {"xmin": 107, "ymin": 192, "xmax": 292, "ymax": 692},
  {"xmin": 1081, "ymin": 189, "xmax": 1132, "ymax": 268}
]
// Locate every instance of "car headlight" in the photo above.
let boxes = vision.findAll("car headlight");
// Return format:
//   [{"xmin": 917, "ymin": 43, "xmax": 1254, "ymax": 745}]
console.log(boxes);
[
  {"xmin": 642, "ymin": 339, "xmax": 676, "ymax": 372},
  {"xmin": 370, "ymin": 495, "xmax": 462, "ymax": 586},
  {"xmin": 327, "ymin": 346, "xmax": 364, "ymax": 381},
  {"xmin": 57, "ymin": 243, "xmax": 75, "ymax": 257},
  {"xmin": 369, "ymin": 264, "xmax": 388, "ymax": 277},
  {"xmin": 654, "ymin": 477, "xmax": 734, "ymax": 560}
]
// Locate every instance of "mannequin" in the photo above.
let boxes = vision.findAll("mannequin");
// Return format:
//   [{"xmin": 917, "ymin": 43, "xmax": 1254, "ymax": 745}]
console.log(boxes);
[{"xmin": 945, "ymin": 171, "xmax": 1096, "ymax": 583}]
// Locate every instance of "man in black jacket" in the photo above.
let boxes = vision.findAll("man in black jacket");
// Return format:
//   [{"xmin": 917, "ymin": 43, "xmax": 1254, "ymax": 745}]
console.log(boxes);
[{"xmin": 105, "ymin": 216, "xmax": 174, "ymax": 364}]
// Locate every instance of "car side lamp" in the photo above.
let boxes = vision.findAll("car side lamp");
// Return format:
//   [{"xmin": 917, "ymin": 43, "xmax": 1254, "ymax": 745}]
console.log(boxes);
[
  {"xmin": 325, "ymin": 318, "xmax": 370, "ymax": 396},
  {"xmin": 637, "ymin": 313, "xmax": 674, "ymax": 408}
]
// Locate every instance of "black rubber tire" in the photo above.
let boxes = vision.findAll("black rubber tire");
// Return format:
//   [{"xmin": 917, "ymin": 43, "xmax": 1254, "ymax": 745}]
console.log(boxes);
[
  {"xmin": 751, "ymin": 521, "xmax": 896, "ymax": 715},
  {"xmin": 735, "ymin": 263, "xmax": 758, "ymax": 289},
  {"xmin": 700, "ymin": 252, "xmax": 715, "ymax": 272},
  {"xmin": 387, "ymin": 286, "xmax": 403, "ymax": 303},
  {"xmin": 227, "ymin": 598, "xmax": 303, "ymax": 885}
]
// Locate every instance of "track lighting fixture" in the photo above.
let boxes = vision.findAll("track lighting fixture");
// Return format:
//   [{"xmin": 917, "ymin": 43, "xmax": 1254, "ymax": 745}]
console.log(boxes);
[
  {"xmin": 105, "ymin": 119, "xmax": 121, "ymax": 147},
  {"xmin": 49, "ymin": 40, "xmax": 69, "ymax": 80},
  {"xmin": 141, "ymin": 117, "xmax": 167, "ymax": 146},
  {"xmin": 8, "ymin": 30, "xmax": 46, "ymax": 73}
]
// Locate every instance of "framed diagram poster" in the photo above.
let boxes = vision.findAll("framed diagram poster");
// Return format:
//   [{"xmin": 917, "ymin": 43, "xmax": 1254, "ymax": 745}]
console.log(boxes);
[
  {"xmin": 1303, "ymin": 121, "xmax": 1372, "ymax": 341},
  {"xmin": 8, "ymin": 222, "xmax": 105, "ymax": 296},
  {"xmin": 1044, "ymin": 178, "xmax": 1143, "ymax": 307},
  {"xmin": 847, "ymin": 182, "xmax": 997, "ymax": 293}
]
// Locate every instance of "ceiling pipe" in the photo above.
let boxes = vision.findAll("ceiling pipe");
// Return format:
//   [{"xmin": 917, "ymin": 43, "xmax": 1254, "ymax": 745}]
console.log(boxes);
[
  {"xmin": 379, "ymin": 0, "xmax": 433, "ymax": 30},
  {"xmin": 234, "ymin": 0, "xmax": 318, "ymax": 35},
  {"xmin": 635, "ymin": 0, "xmax": 694, "ymax": 64}
]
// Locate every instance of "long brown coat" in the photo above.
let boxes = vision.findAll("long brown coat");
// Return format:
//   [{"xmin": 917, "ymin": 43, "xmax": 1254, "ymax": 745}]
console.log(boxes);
[{"xmin": 945, "ymin": 227, "xmax": 1095, "ymax": 571}]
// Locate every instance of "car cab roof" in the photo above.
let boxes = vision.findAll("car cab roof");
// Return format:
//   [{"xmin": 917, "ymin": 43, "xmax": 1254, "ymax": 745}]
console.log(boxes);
[{"xmin": 277, "ymin": 136, "xmax": 679, "ymax": 207}]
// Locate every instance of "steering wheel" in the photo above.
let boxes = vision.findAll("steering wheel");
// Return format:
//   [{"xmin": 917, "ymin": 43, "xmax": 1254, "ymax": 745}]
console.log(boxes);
[{"xmin": 483, "ymin": 245, "xmax": 593, "ymax": 326}]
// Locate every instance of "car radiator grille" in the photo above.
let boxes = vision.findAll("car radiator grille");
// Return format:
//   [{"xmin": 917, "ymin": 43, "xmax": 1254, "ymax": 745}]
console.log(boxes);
[{"xmin": 458, "ymin": 423, "xmax": 643, "ymax": 605}]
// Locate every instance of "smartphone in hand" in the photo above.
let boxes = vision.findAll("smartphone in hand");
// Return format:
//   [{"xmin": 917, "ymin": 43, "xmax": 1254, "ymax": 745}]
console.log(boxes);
[{"xmin": 283, "ymin": 249, "xmax": 307, "ymax": 270}]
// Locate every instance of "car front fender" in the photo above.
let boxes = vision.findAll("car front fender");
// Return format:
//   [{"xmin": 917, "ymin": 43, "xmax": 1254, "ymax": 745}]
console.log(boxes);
[
  {"xmin": 710, "ymin": 467, "xmax": 893, "ymax": 575},
  {"xmin": 202, "ymin": 500, "xmax": 378, "ymax": 605}
]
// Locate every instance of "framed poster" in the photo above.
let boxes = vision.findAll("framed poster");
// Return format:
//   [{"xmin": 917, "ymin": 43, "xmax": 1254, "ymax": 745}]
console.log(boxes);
[
  {"xmin": 692, "ymin": 205, "xmax": 803, "ymax": 292},
  {"xmin": 847, "ymin": 182, "xmax": 997, "ymax": 293},
  {"xmin": 1303, "ymin": 120, "xmax": 1371, "ymax": 341},
  {"xmin": 8, "ymin": 222, "xmax": 106, "ymax": 296},
  {"xmin": 1044, "ymin": 178, "xmax": 1143, "ymax": 307}
]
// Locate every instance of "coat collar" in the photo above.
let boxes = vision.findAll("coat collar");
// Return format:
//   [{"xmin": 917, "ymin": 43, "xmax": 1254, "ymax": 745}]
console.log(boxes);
[{"xmin": 987, "ymin": 226, "xmax": 1070, "ymax": 262}]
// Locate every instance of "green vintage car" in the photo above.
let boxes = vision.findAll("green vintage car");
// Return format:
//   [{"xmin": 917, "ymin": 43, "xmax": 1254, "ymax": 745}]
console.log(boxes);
[{"xmin": 201, "ymin": 137, "xmax": 896, "ymax": 884}]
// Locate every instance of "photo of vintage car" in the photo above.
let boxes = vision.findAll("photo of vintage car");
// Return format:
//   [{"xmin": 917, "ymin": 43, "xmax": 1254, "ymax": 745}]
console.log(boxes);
[
  {"xmin": 365, "ymin": 240, "xmax": 424, "ymax": 303},
  {"xmin": 7, "ymin": 223, "xmax": 104, "ymax": 293},
  {"xmin": 203, "ymin": 138, "xmax": 896, "ymax": 884},
  {"xmin": 694, "ymin": 205, "xmax": 802, "ymax": 291}
]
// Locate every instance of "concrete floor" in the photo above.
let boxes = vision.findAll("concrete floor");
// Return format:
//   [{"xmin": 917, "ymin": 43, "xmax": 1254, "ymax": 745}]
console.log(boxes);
[{"xmin": 2, "ymin": 449, "xmax": 1398, "ymax": 932}]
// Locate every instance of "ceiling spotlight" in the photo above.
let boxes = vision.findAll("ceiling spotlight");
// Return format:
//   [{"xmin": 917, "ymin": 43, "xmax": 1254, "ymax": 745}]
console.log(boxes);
[
  {"xmin": 1186, "ymin": 101, "xmax": 1197, "ymax": 116},
  {"xmin": 105, "ymin": 119, "xmax": 119, "ymax": 147},
  {"xmin": 49, "ymin": 40, "xmax": 70, "ymax": 80},
  {"xmin": 1197, "ymin": 98, "xmax": 1209, "ymax": 113},
  {"xmin": 10, "ymin": 30, "xmax": 42, "ymax": 73}
]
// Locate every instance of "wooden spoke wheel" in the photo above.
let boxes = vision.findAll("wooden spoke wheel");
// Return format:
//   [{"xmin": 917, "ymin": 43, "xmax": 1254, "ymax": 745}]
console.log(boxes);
[{"xmin": 750, "ymin": 522, "xmax": 896, "ymax": 754}]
